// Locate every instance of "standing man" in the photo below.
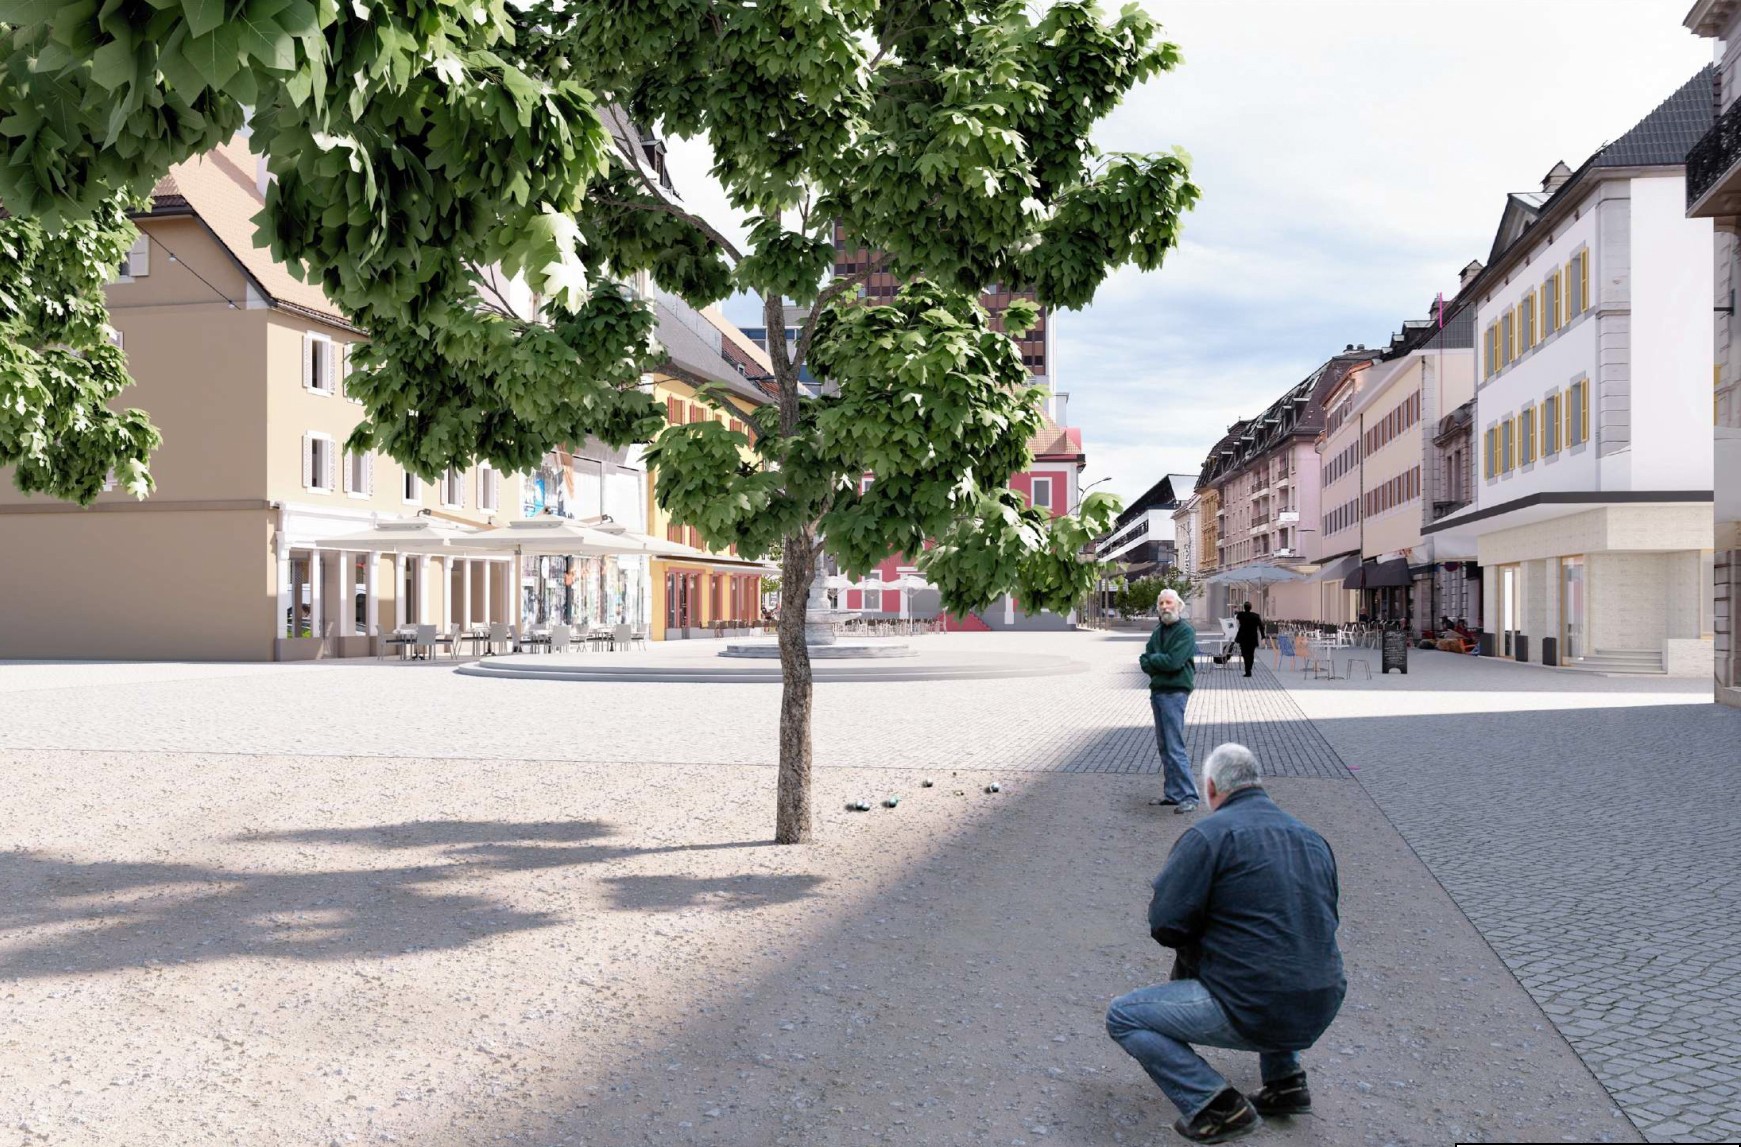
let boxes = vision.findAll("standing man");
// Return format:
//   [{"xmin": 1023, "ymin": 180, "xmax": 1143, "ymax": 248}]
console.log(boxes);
[
  {"xmin": 1106, "ymin": 744, "xmax": 1346, "ymax": 1143},
  {"xmin": 1141, "ymin": 588, "xmax": 1199, "ymax": 813},
  {"xmin": 1232, "ymin": 601, "xmax": 1265, "ymax": 678}
]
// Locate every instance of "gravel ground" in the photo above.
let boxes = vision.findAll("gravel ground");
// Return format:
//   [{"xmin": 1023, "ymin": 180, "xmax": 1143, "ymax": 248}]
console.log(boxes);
[{"xmin": 3, "ymin": 741, "xmax": 1632, "ymax": 1146}]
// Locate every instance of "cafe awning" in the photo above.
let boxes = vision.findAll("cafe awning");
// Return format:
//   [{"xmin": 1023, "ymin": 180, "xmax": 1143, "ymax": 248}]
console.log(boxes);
[
  {"xmin": 1310, "ymin": 554, "xmax": 1361, "ymax": 583},
  {"xmin": 1346, "ymin": 557, "xmax": 1413, "ymax": 589}
]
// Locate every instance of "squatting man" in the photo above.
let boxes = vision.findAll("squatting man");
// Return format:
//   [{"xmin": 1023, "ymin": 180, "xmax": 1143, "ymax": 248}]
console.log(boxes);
[{"xmin": 1106, "ymin": 743, "xmax": 1346, "ymax": 1143}]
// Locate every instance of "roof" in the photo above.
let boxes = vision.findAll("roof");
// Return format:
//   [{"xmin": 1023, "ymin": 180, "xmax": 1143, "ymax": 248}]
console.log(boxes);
[
  {"xmin": 654, "ymin": 301, "xmax": 773, "ymax": 406},
  {"xmin": 1594, "ymin": 66, "xmax": 1717, "ymax": 169},
  {"xmin": 142, "ymin": 134, "xmax": 352, "ymax": 327},
  {"xmin": 1195, "ymin": 351, "xmax": 1375, "ymax": 487},
  {"xmin": 1109, "ymin": 471, "xmax": 1199, "ymax": 531},
  {"xmin": 1479, "ymin": 66, "xmax": 1715, "ymax": 281},
  {"xmin": 1028, "ymin": 411, "xmax": 1084, "ymax": 461}
]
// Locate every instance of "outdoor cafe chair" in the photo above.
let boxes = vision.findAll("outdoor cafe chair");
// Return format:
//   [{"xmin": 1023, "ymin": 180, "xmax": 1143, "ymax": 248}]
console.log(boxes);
[
  {"xmin": 548, "ymin": 623, "xmax": 571, "ymax": 654},
  {"xmin": 612, "ymin": 623, "xmax": 632, "ymax": 651},
  {"xmin": 628, "ymin": 627, "xmax": 649, "ymax": 650},
  {"xmin": 1344, "ymin": 657, "xmax": 1372, "ymax": 680},
  {"xmin": 412, "ymin": 623, "xmax": 438, "ymax": 661},
  {"xmin": 486, "ymin": 622, "xmax": 512, "ymax": 656}
]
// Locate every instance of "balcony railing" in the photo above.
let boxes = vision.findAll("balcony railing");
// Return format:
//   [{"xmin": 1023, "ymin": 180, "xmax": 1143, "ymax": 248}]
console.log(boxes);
[{"xmin": 1688, "ymin": 97, "xmax": 1741, "ymax": 213}]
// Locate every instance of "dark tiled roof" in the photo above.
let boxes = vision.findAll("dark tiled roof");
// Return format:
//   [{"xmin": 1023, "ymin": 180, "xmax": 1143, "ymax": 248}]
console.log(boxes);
[
  {"xmin": 1195, "ymin": 351, "xmax": 1375, "ymax": 487},
  {"xmin": 1594, "ymin": 65, "xmax": 1716, "ymax": 168}
]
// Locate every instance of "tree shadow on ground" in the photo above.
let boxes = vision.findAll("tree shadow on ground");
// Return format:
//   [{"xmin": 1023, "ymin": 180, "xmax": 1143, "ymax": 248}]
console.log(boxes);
[{"xmin": 0, "ymin": 820, "xmax": 813, "ymax": 980}]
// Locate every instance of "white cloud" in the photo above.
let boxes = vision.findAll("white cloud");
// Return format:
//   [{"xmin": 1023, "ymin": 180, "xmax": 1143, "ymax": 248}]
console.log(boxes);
[{"xmin": 660, "ymin": 0, "xmax": 1713, "ymax": 507}]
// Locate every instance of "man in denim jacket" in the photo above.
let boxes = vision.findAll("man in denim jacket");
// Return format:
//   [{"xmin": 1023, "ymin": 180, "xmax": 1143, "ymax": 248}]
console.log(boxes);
[{"xmin": 1107, "ymin": 743, "xmax": 1346, "ymax": 1143}]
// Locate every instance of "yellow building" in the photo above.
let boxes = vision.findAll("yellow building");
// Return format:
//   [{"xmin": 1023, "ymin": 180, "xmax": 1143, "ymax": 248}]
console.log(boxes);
[
  {"xmin": 641, "ymin": 303, "xmax": 778, "ymax": 640},
  {"xmin": 0, "ymin": 137, "xmax": 514, "ymax": 660}
]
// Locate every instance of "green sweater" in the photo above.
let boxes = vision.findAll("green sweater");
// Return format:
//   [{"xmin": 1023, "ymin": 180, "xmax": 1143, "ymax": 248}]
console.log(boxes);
[{"xmin": 1139, "ymin": 619, "xmax": 1197, "ymax": 693}]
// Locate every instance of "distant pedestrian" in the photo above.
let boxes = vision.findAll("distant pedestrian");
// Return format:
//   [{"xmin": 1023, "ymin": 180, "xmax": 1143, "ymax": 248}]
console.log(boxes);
[
  {"xmin": 1107, "ymin": 744, "xmax": 1346, "ymax": 1143},
  {"xmin": 1141, "ymin": 589, "xmax": 1198, "ymax": 813},
  {"xmin": 1233, "ymin": 601, "xmax": 1264, "ymax": 678}
]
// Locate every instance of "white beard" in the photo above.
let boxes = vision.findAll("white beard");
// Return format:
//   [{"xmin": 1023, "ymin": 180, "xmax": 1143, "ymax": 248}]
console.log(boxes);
[{"xmin": 1159, "ymin": 609, "xmax": 1180, "ymax": 625}]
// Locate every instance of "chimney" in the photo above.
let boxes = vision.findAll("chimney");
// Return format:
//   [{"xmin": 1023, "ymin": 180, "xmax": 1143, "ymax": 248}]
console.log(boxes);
[
  {"xmin": 1541, "ymin": 161, "xmax": 1572, "ymax": 193},
  {"xmin": 1459, "ymin": 259, "xmax": 1484, "ymax": 288},
  {"xmin": 1052, "ymin": 391, "xmax": 1070, "ymax": 428}
]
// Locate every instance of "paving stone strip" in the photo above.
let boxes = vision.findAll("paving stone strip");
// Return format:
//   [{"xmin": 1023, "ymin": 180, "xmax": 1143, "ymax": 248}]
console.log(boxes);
[{"xmin": 1278, "ymin": 649, "xmax": 1741, "ymax": 1143}]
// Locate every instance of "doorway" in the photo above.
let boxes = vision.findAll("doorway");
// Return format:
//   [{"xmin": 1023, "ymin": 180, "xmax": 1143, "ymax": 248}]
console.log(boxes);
[{"xmin": 1499, "ymin": 564, "xmax": 1521, "ymax": 657}]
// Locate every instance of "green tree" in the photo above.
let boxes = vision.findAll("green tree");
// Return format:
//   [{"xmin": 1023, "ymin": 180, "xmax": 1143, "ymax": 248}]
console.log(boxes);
[{"xmin": 0, "ymin": 0, "xmax": 1197, "ymax": 843}]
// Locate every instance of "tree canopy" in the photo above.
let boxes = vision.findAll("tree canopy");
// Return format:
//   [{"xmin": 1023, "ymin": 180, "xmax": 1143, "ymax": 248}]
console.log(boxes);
[{"xmin": 1, "ymin": 0, "xmax": 1199, "ymax": 841}]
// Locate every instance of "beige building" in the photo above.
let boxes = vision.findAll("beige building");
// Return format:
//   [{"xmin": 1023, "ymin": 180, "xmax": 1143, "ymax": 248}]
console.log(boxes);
[{"xmin": 0, "ymin": 139, "xmax": 515, "ymax": 660}]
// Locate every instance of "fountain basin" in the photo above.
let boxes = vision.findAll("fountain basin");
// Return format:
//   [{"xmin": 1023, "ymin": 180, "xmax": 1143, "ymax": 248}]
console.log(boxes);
[{"xmin": 720, "ymin": 641, "xmax": 916, "ymax": 659}]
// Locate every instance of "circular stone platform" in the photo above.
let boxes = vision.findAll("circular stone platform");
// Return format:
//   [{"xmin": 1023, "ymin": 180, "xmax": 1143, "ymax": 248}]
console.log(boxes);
[
  {"xmin": 454, "ymin": 645, "xmax": 1085, "ymax": 684},
  {"xmin": 719, "ymin": 641, "xmax": 916, "ymax": 659}
]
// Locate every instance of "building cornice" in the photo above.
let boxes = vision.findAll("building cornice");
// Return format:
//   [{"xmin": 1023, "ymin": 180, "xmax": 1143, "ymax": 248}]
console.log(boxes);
[
  {"xmin": 1686, "ymin": 0, "xmax": 1741, "ymax": 37},
  {"xmin": 1421, "ymin": 489, "xmax": 1712, "ymax": 535}
]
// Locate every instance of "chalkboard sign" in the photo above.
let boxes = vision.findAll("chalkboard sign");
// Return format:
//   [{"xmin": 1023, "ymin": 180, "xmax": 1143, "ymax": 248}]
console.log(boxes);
[{"xmin": 1381, "ymin": 630, "xmax": 1408, "ymax": 674}]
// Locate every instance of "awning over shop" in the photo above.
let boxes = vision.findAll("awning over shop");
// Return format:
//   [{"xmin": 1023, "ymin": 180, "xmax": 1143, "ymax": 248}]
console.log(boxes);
[
  {"xmin": 1345, "ymin": 557, "xmax": 1412, "ymax": 589},
  {"xmin": 1309, "ymin": 554, "xmax": 1361, "ymax": 583}
]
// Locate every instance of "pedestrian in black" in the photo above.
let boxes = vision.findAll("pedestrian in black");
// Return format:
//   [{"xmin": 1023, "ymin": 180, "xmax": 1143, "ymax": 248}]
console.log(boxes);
[{"xmin": 1233, "ymin": 601, "xmax": 1264, "ymax": 678}]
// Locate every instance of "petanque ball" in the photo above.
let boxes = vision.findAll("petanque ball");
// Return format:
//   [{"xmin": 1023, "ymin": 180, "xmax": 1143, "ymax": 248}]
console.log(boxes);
[
  {"xmin": 883, "ymin": 797, "xmax": 899, "ymax": 808},
  {"xmin": 921, "ymin": 778, "xmax": 935, "ymax": 788},
  {"xmin": 985, "ymin": 783, "xmax": 1002, "ymax": 794}
]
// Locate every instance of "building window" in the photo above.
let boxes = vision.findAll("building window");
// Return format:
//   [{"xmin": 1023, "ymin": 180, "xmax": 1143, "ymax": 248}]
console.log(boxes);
[
  {"xmin": 441, "ymin": 467, "xmax": 464, "ymax": 507},
  {"xmin": 1501, "ymin": 418, "xmax": 1516, "ymax": 473},
  {"xmin": 1030, "ymin": 476, "xmax": 1053, "ymax": 510},
  {"xmin": 1568, "ymin": 249, "xmax": 1589, "ymax": 318},
  {"xmin": 403, "ymin": 470, "xmax": 420, "ymax": 505},
  {"xmin": 303, "ymin": 433, "xmax": 336, "ymax": 492},
  {"xmin": 118, "ymin": 235, "xmax": 150, "ymax": 279},
  {"xmin": 1543, "ymin": 393, "xmax": 1561, "ymax": 454},
  {"xmin": 1568, "ymin": 378, "xmax": 1590, "ymax": 446},
  {"xmin": 477, "ymin": 465, "xmax": 499, "ymax": 512},
  {"xmin": 1542, "ymin": 272, "xmax": 1561, "ymax": 338},
  {"xmin": 1483, "ymin": 323, "xmax": 1499, "ymax": 379},
  {"xmin": 1520, "ymin": 291, "xmax": 1536, "ymax": 352},
  {"xmin": 344, "ymin": 449, "xmax": 373, "ymax": 496},
  {"xmin": 304, "ymin": 334, "xmax": 337, "ymax": 394},
  {"xmin": 1500, "ymin": 311, "xmax": 1515, "ymax": 367},
  {"xmin": 1519, "ymin": 405, "xmax": 1537, "ymax": 464}
]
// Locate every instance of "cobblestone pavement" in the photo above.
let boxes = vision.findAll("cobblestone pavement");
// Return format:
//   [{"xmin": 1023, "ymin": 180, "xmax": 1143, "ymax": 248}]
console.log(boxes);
[{"xmin": 1277, "ymin": 647, "xmax": 1739, "ymax": 1143}]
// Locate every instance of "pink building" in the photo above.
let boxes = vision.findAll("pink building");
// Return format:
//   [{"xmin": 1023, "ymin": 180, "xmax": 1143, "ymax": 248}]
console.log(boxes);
[{"xmin": 841, "ymin": 405, "xmax": 1086, "ymax": 629}]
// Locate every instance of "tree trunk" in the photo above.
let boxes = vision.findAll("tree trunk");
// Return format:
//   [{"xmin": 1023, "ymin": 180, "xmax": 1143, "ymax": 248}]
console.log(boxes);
[
  {"xmin": 775, "ymin": 527, "xmax": 816, "ymax": 844},
  {"xmin": 766, "ymin": 289, "xmax": 815, "ymax": 845}
]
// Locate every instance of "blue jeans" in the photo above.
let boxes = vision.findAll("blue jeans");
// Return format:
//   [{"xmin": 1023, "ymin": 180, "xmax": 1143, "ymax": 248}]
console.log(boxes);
[
  {"xmin": 1150, "ymin": 691, "xmax": 1198, "ymax": 803},
  {"xmin": 1106, "ymin": 980, "xmax": 1302, "ymax": 1118}
]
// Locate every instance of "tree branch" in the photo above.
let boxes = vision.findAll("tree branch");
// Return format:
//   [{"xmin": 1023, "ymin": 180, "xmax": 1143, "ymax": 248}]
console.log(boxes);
[
  {"xmin": 792, "ymin": 251, "xmax": 886, "ymax": 374},
  {"xmin": 598, "ymin": 105, "xmax": 746, "ymax": 264}
]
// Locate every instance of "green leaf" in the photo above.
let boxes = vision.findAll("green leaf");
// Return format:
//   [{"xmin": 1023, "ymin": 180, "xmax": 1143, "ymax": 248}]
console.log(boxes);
[
  {"xmin": 182, "ymin": 0, "xmax": 225, "ymax": 38},
  {"xmin": 88, "ymin": 37, "xmax": 138, "ymax": 91},
  {"xmin": 180, "ymin": 23, "xmax": 242, "ymax": 90}
]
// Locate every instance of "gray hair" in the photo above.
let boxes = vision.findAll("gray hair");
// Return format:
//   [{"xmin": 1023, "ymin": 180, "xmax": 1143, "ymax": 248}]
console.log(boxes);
[
  {"xmin": 1202, "ymin": 743, "xmax": 1263, "ymax": 797},
  {"xmin": 1157, "ymin": 588, "xmax": 1184, "ymax": 612}
]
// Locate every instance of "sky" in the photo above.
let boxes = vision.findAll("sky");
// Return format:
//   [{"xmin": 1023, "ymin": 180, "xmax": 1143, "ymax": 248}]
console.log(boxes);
[{"xmin": 664, "ymin": 0, "xmax": 1714, "ymax": 508}]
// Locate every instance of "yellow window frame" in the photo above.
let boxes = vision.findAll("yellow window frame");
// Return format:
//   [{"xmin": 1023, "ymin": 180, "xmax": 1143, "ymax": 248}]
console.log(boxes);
[{"xmin": 1521, "ymin": 291, "xmax": 1536, "ymax": 350}]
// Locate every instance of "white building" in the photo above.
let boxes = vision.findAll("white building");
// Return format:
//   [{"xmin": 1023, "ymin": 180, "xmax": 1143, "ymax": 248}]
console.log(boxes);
[
  {"xmin": 1427, "ymin": 68, "xmax": 1717, "ymax": 676},
  {"xmin": 1100, "ymin": 472, "xmax": 1197, "ymax": 573},
  {"xmin": 1683, "ymin": 0, "xmax": 1741, "ymax": 706}
]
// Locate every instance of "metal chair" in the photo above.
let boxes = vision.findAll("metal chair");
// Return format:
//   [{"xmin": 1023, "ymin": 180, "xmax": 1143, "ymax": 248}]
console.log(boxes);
[
  {"xmin": 612, "ymin": 623, "xmax": 632, "ymax": 650},
  {"xmin": 548, "ymin": 623, "xmax": 571, "ymax": 654},
  {"xmin": 1345, "ymin": 657, "xmax": 1372, "ymax": 680},
  {"xmin": 412, "ymin": 623, "xmax": 437, "ymax": 660},
  {"xmin": 487, "ymin": 621, "xmax": 511, "ymax": 656}
]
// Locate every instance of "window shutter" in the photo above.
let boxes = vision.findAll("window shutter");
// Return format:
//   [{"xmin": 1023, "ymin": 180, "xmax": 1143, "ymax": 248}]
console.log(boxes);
[
  {"xmin": 302, "ymin": 434, "xmax": 313, "ymax": 488},
  {"xmin": 128, "ymin": 235, "xmax": 150, "ymax": 277},
  {"xmin": 343, "ymin": 451, "xmax": 353, "ymax": 494},
  {"xmin": 327, "ymin": 441, "xmax": 338, "ymax": 491},
  {"xmin": 302, "ymin": 336, "xmax": 314, "ymax": 390},
  {"xmin": 1578, "ymin": 251, "xmax": 1588, "ymax": 312},
  {"xmin": 365, "ymin": 452, "xmax": 374, "ymax": 496},
  {"xmin": 667, "ymin": 397, "xmax": 679, "ymax": 423}
]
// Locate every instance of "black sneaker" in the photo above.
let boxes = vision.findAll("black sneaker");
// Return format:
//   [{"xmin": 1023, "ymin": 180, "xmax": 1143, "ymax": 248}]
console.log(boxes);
[
  {"xmin": 1250, "ymin": 1072, "xmax": 1311, "ymax": 1116},
  {"xmin": 1148, "ymin": 797, "xmax": 1181, "ymax": 807},
  {"xmin": 1173, "ymin": 1089, "xmax": 1261, "ymax": 1143}
]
